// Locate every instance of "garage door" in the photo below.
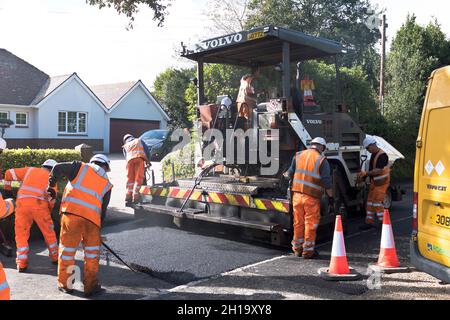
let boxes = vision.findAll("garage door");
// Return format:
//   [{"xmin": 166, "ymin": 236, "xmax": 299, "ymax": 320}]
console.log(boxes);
[{"xmin": 110, "ymin": 119, "xmax": 160, "ymax": 153}]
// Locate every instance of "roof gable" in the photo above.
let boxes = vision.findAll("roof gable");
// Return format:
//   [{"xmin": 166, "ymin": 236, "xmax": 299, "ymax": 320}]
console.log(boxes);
[
  {"xmin": 107, "ymin": 81, "xmax": 170, "ymax": 120},
  {"xmin": 36, "ymin": 73, "xmax": 109, "ymax": 113},
  {"xmin": 0, "ymin": 49, "xmax": 49, "ymax": 105}
]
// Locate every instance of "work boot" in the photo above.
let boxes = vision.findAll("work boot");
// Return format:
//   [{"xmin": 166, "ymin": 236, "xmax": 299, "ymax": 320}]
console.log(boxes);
[
  {"xmin": 125, "ymin": 200, "xmax": 133, "ymax": 208},
  {"xmin": 302, "ymin": 250, "xmax": 319, "ymax": 260},
  {"xmin": 58, "ymin": 285, "xmax": 74, "ymax": 295},
  {"xmin": 17, "ymin": 265, "xmax": 27, "ymax": 273},
  {"xmin": 292, "ymin": 250, "xmax": 303, "ymax": 258},
  {"xmin": 84, "ymin": 283, "xmax": 104, "ymax": 298}
]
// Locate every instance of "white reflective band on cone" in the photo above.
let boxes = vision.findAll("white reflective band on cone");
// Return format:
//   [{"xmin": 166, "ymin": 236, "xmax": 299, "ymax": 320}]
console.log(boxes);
[
  {"xmin": 381, "ymin": 225, "xmax": 395, "ymax": 249},
  {"xmin": 331, "ymin": 231, "xmax": 346, "ymax": 257}
]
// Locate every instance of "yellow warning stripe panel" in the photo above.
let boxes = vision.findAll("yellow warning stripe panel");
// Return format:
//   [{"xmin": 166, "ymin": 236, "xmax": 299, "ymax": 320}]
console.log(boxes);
[
  {"xmin": 208, "ymin": 192, "xmax": 223, "ymax": 204},
  {"xmin": 254, "ymin": 199, "xmax": 267, "ymax": 210}
]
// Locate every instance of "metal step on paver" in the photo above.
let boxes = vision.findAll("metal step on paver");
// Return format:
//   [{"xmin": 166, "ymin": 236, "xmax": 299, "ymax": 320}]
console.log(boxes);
[{"xmin": 136, "ymin": 204, "xmax": 279, "ymax": 232}]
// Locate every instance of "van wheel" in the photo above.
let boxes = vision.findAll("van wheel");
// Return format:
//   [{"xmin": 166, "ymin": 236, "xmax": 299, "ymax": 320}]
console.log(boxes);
[{"xmin": 384, "ymin": 188, "xmax": 392, "ymax": 210}]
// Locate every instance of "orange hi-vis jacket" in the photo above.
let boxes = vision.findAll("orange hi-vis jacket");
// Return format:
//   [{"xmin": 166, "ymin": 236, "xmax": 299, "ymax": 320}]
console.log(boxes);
[
  {"xmin": 0, "ymin": 195, "xmax": 14, "ymax": 221},
  {"xmin": 123, "ymin": 138, "xmax": 148, "ymax": 163},
  {"xmin": 292, "ymin": 149, "xmax": 326, "ymax": 199},
  {"xmin": 370, "ymin": 149, "xmax": 391, "ymax": 187},
  {"xmin": 60, "ymin": 163, "xmax": 113, "ymax": 228},
  {"xmin": 3, "ymin": 167, "xmax": 30, "ymax": 191},
  {"xmin": 5, "ymin": 167, "xmax": 56, "ymax": 209}
]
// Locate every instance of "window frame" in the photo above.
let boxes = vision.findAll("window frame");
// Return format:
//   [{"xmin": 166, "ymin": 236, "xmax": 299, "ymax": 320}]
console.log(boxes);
[
  {"xmin": 0, "ymin": 111, "xmax": 10, "ymax": 121},
  {"xmin": 57, "ymin": 111, "xmax": 88, "ymax": 135},
  {"xmin": 15, "ymin": 112, "xmax": 28, "ymax": 128}
]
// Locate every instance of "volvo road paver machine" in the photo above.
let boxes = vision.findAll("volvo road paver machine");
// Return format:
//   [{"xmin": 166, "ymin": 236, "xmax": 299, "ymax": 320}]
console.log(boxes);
[{"xmin": 135, "ymin": 26, "xmax": 404, "ymax": 245}]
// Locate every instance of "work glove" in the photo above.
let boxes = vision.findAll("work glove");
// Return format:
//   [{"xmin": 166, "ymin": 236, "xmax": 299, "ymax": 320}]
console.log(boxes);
[
  {"xmin": 356, "ymin": 171, "xmax": 367, "ymax": 183},
  {"xmin": 47, "ymin": 188, "xmax": 57, "ymax": 200},
  {"xmin": 328, "ymin": 197, "xmax": 335, "ymax": 207}
]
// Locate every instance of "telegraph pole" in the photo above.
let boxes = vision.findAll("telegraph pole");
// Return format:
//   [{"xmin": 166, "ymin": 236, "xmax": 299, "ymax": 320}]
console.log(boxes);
[{"xmin": 379, "ymin": 14, "xmax": 387, "ymax": 116}]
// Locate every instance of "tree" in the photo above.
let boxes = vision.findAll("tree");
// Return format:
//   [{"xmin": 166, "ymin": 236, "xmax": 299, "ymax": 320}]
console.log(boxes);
[
  {"xmin": 87, "ymin": 0, "xmax": 170, "ymax": 28},
  {"xmin": 152, "ymin": 68, "xmax": 196, "ymax": 129},
  {"xmin": 205, "ymin": 0, "xmax": 251, "ymax": 34},
  {"xmin": 384, "ymin": 15, "xmax": 450, "ymax": 175},
  {"xmin": 185, "ymin": 64, "xmax": 247, "ymax": 113},
  {"xmin": 245, "ymin": 0, "xmax": 381, "ymax": 84}
]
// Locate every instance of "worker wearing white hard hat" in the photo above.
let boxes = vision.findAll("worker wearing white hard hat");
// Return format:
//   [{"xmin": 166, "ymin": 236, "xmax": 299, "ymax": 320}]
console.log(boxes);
[
  {"xmin": 284, "ymin": 137, "xmax": 333, "ymax": 259},
  {"xmin": 48, "ymin": 156, "xmax": 113, "ymax": 297},
  {"xmin": 122, "ymin": 134, "xmax": 150, "ymax": 206},
  {"xmin": 4, "ymin": 159, "xmax": 60, "ymax": 272},
  {"xmin": 358, "ymin": 135, "xmax": 391, "ymax": 230}
]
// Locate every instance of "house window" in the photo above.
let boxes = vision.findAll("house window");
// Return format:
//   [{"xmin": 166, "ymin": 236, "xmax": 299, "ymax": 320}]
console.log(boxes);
[
  {"xmin": 0, "ymin": 112, "xmax": 9, "ymax": 120},
  {"xmin": 58, "ymin": 111, "xmax": 88, "ymax": 134},
  {"xmin": 15, "ymin": 113, "xmax": 28, "ymax": 127}
]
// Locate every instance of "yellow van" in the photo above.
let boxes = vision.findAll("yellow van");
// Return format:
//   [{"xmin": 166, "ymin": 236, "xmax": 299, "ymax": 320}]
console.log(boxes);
[{"xmin": 412, "ymin": 66, "xmax": 450, "ymax": 283}]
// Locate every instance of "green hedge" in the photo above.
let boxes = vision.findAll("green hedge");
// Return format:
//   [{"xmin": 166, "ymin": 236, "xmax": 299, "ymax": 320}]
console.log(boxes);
[
  {"xmin": 162, "ymin": 142, "xmax": 196, "ymax": 182},
  {"xmin": 0, "ymin": 148, "xmax": 82, "ymax": 171}
]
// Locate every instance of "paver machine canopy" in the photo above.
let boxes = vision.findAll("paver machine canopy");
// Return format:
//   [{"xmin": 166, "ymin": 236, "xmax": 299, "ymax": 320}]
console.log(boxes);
[{"xmin": 182, "ymin": 25, "xmax": 365, "ymax": 180}]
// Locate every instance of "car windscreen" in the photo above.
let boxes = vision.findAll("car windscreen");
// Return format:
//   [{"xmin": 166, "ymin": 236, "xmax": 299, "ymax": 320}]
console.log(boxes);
[{"xmin": 141, "ymin": 130, "xmax": 168, "ymax": 140}]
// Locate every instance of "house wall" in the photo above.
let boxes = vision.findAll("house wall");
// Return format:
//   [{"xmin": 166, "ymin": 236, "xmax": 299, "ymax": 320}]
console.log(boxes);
[
  {"xmin": 106, "ymin": 85, "xmax": 168, "ymax": 153},
  {"xmin": 36, "ymin": 77, "xmax": 108, "ymax": 152},
  {"xmin": 0, "ymin": 105, "xmax": 35, "ymax": 139}
]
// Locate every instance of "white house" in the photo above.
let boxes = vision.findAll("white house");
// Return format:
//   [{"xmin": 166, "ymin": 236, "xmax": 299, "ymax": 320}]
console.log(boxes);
[{"xmin": 0, "ymin": 49, "xmax": 170, "ymax": 153}]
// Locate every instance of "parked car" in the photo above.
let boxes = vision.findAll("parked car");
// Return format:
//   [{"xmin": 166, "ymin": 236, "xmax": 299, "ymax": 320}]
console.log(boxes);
[{"xmin": 140, "ymin": 129, "xmax": 176, "ymax": 161}]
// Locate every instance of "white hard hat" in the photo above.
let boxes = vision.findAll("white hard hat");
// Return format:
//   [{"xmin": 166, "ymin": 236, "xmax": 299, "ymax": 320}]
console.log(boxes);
[
  {"xmin": 363, "ymin": 135, "xmax": 377, "ymax": 149},
  {"xmin": 90, "ymin": 154, "xmax": 111, "ymax": 172},
  {"xmin": 311, "ymin": 137, "xmax": 327, "ymax": 147},
  {"xmin": 0, "ymin": 138, "xmax": 7, "ymax": 150},
  {"xmin": 123, "ymin": 134, "xmax": 134, "ymax": 144},
  {"xmin": 221, "ymin": 97, "xmax": 232, "ymax": 108},
  {"xmin": 42, "ymin": 159, "xmax": 57, "ymax": 169}
]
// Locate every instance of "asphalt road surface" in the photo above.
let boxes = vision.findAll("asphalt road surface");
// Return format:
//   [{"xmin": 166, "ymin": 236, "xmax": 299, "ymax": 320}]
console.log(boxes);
[{"xmin": 3, "ymin": 181, "xmax": 449, "ymax": 299}]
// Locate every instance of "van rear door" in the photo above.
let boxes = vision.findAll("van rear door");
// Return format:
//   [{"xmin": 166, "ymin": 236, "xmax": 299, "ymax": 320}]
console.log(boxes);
[{"xmin": 417, "ymin": 69, "xmax": 450, "ymax": 268}]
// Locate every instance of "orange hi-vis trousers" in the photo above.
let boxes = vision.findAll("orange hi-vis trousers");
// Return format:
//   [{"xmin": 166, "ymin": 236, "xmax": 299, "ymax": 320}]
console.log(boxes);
[
  {"xmin": 291, "ymin": 192, "xmax": 321, "ymax": 255},
  {"xmin": 15, "ymin": 205, "xmax": 58, "ymax": 268},
  {"xmin": 126, "ymin": 158, "xmax": 145, "ymax": 202},
  {"xmin": 0, "ymin": 262, "xmax": 10, "ymax": 300},
  {"xmin": 58, "ymin": 214, "xmax": 101, "ymax": 294},
  {"xmin": 366, "ymin": 182, "xmax": 389, "ymax": 224}
]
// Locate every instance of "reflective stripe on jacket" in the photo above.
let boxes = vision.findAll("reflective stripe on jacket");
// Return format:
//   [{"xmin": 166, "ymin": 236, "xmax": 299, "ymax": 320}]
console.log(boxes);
[
  {"xmin": 16, "ymin": 167, "xmax": 55, "ymax": 205},
  {"xmin": 61, "ymin": 163, "xmax": 113, "ymax": 227},
  {"xmin": 3, "ymin": 167, "xmax": 31, "ymax": 191},
  {"xmin": 0, "ymin": 262, "xmax": 10, "ymax": 300},
  {"xmin": 0, "ymin": 197, "xmax": 15, "ymax": 221},
  {"xmin": 371, "ymin": 149, "xmax": 391, "ymax": 186},
  {"xmin": 292, "ymin": 149, "xmax": 325, "ymax": 199},
  {"xmin": 123, "ymin": 138, "xmax": 147, "ymax": 163}
]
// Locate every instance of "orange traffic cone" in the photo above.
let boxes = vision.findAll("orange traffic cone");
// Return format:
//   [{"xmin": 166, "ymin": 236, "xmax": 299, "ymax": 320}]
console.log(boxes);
[
  {"xmin": 319, "ymin": 215, "xmax": 361, "ymax": 281},
  {"xmin": 369, "ymin": 209, "xmax": 410, "ymax": 274}
]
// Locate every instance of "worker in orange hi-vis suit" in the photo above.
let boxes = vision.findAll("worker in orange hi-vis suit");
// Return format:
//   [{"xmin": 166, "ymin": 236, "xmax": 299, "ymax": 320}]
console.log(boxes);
[
  {"xmin": 122, "ymin": 134, "xmax": 150, "ymax": 206},
  {"xmin": 48, "ymin": 154, "xmax": 112, "ymax": 297},
  {"xmin": 358, "ymin": 136, "xmax": 391, "ymax": 230},
  {"xmin": 0, "ymin": 196, "xmax": 15, "ymax": 301},
  {"xmin": 285, "ymin": 137, "xmax": 334, "ymax": 259},
  {"xmin": 0, "ymin": 137, "xmax": 15, "ymax": 300},
  {"xmin": 5, "ymin": 160, "xmax": 59, "ymax": 272}
]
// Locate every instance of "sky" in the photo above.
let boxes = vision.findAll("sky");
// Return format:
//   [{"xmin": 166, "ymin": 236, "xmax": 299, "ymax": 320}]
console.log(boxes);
[{"xmin": 0, "ymin": 0, "xmax": 449, "ymax": 88}]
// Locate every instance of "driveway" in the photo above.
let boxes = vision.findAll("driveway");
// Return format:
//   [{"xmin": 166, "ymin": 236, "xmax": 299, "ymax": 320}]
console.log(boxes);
[{"xmin": 106, "ymin": 154, "xmax": 162, "ymax": 221}]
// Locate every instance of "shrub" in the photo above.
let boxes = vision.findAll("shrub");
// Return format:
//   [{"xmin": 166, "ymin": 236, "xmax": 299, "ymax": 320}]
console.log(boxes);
[
  {"xmin": 162, "ymin": 141, "xmax": 196, "ymax": 182},
  {"xmin": 0, "ymin": 148, "xmax": 82, "ymax": 171}
]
